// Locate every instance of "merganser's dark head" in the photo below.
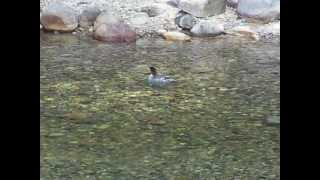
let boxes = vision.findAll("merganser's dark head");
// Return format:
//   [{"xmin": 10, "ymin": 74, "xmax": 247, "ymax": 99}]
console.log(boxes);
[{"xmin": 150, "ymin": 67, "xmax": 157, "ymax": 76}]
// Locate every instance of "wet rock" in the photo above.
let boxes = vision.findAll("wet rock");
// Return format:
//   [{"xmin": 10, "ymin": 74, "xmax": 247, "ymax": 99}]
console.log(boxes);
[
  {"xmin": 40, "ymin": 1, "xmax": 78, "ymax": 32},
  {"xmin": 227, "ymin": 0, "xmax": 238, "ymax": 8},
  {"xmin": 158, "ymin": 30, "xmax": 191, "ymax": 41},
  {"xmin": 93, "ymin": 12, "xmax": 137, "ymax": 43},
  {"xmin": 177, "ymin": 0, "xmax": 227, "ymax": 17},
  {"xmin": 175, "ymin": 11, "xmax": 197, "ymax": 30},
  {"xmin": 79, "ymin": 6, "xmax": 101, "ymax": 28},
  {"xmin": 190, "ymin": 20, "xmax": 225, "ymax": 37},
  {"xmin": 237, "ymin": 0, "xmax": 280, "ymax": 22}
]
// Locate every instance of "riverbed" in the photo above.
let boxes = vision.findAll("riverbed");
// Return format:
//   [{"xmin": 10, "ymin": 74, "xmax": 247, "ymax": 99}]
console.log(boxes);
[{"xmin": 40, "ymin": 33, "xmax": 280, "ymax": 179}]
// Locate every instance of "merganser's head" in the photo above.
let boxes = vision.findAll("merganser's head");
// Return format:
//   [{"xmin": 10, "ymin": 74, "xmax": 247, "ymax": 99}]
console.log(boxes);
[{"xmin": 150, "ymin": 67, "xmax": 157, "ymax": 76}]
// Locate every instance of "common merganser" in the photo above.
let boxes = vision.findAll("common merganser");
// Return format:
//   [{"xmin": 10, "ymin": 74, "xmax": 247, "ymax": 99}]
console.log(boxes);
[{"xmin": 148, "ymin": 67, "xmax": 176, "ymax": 87}]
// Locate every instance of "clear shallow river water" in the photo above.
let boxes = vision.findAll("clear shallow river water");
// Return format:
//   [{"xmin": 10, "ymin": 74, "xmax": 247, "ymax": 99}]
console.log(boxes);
[{"xmin": 40, "ymin": 33, "xmax": 280, "ymax": 180}]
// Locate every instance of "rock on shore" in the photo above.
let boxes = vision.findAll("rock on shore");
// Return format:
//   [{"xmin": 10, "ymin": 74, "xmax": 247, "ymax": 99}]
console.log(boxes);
[
  {"xmin": 40, "ymin": 1, "xmax": 78, "ymax": 32},
  {"xmin": 93, "ymin": 12, "xmax": 137, "ymax": 43}
]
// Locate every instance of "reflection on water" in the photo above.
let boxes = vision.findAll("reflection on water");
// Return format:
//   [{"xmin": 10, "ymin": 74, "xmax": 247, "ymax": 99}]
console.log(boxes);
[{"xmin": 40, "ymin": 33, "xmax": 280, "ymax": 180}]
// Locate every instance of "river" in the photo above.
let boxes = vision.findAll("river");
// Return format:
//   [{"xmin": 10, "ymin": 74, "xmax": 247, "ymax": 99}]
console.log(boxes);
[{"xmin": 40, "ymin": 33, "xmax": 280, "ymax": 179}]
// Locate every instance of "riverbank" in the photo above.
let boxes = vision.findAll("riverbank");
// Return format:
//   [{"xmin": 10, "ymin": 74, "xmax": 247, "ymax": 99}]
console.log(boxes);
[{"xmin": 40, "ymin": 0, "xmax": 280, "ymax": 41}]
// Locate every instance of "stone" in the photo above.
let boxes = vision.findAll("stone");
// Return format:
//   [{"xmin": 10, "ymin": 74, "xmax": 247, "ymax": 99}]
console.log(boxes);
[
  {"xmin": 177, "ymin": 0, "xmax": 226, "ymax": 17},
  {"xmin": 40, "ymin": 1, "xmax": 78, "ymax": 32},
  {"xmin": 175, "ymin": 11, "xmax": 197, "ymax": 30},
  {"xmin": 158, "ymin": 30, "xmax": 191, "ymax": 41},
  {"xmin": 79, "ymin": 6, "xmax": 101, "ymax": 28},
  {"xmin": 93, "ymin": 12, "xmax": 137, "ymax": 43},
  {"xmin": 237, "ymin": 0, "xmax": 280, "ymax": 22},
  {"xmin": 190, "ymin": 20, "xmax": 225, "ymax": 37}
]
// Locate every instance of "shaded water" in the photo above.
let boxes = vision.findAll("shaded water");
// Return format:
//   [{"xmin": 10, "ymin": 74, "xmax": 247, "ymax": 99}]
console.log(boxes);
[{"xmin": 40, "ymin": 33, "xmax": 280, "ymax": 180}]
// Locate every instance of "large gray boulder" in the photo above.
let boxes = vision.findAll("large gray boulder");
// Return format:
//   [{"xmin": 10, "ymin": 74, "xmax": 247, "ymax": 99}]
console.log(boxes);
[
  {"xmin": 177, "ymin": 0, "xmax": 226, "ymax": 17},
  {"xmin": 40, "ymin": 1, "xmax": 78, "ymax": 32},
  {"xmin": 191, "ymin": 20, "xmax": 225, "ymax": 37},
  {"xmin": 93, "ymin": 12, "xmax": 137, "ymax": 43},
  {"xmin": 237, "ymin": 0, "xmax": 280, "ymax": 22}
]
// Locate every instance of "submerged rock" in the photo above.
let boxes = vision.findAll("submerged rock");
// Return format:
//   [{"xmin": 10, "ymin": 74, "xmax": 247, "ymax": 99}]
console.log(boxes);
[
  {"xmin": 40, "ymin": 1, "xmax": 78, "ymax": 32},
  {"xmin": 177, "ymin": 0, "xmax": 227, "ymax": 17},
  {"xmin": 93, "ymin": 12, "xmax": 137, "ymax": 43},
  {"xmin": 64, "ymin": 112, "xmax": 88, "ymax": 121},
  {"xmin": 237, "ymin": 0, "xmax": 280, "ymax": 22},
  {"xmin": 190, "ymin": 20, "xmax": 225, "ymax": 37}
]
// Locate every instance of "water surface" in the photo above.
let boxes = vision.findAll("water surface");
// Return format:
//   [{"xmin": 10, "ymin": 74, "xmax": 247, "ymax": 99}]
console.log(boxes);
[{"xmin": 40, "ymin": 33, "xmax": 280, "ymax": 180}]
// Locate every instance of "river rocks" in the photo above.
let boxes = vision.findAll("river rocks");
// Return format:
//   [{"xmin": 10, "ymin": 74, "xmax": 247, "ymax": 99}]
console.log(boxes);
[
  {"xmin": 175, "ymin": 11, "xmax": 197, "ymax": 30},
  {"xmin": 158, "ymin": 30, "xmax": 191, "ymax": 41},
  {"xmin": 190, "ymin": 20, "xmax": 224, "ymax": 37},
  {"xmin": 79, "ymin": 6, "xmax": 101, "ymax": 28},
  {"xmin": 237, "ymin": 0, "xmax": 280, "ymax": 22},
  {"xmin": 40, "ymin": 1, "xmax": 79, "ymax": 32},
  {"xmin": 39, "ymin": 0, "xmax": 279, "ymax": 40},
  {"xmin": 227, "ymin": 0, "xmax": 238, "ymax": 8},
  {"xmin": 177, "ymin": 0, "xmax": 227, "ymax": 17},
  {"xmin": 93, "ymin": 12, "xmax": 137, "ymax": 43}
]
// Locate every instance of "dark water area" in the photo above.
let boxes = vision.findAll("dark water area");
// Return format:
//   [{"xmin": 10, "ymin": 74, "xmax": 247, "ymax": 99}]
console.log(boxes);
[{"xmin": 40, "ymin": 33, "xmax": 280, "ymax": 180}]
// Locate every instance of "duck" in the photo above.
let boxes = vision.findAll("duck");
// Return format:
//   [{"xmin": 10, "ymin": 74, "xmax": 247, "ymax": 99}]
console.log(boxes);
[{"xmin": 148, "ymin": 67, "xmax": 176, "ymax": 87}]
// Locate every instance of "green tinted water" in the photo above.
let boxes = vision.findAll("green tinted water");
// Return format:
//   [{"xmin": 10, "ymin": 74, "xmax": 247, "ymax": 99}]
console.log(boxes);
[{"xmin": 40, "ymin": 33, "xmax": 280, "ymax": 180}]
